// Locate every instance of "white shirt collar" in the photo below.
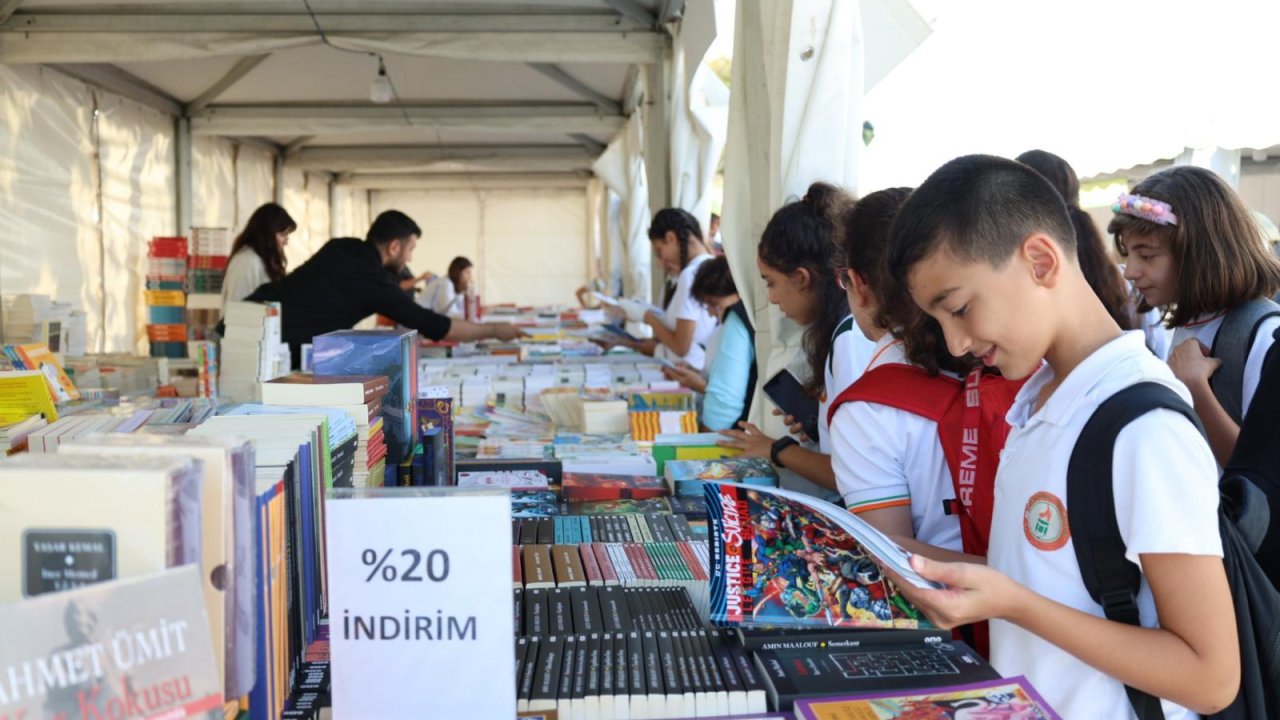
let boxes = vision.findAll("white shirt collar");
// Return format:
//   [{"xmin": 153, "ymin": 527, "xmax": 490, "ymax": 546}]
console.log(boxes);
[{"xmin": 1006, "ymin": 331, "xmax": 1147, "ymax": 430}]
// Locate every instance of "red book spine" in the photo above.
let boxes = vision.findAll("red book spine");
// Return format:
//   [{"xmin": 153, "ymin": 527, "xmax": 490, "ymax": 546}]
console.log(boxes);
[
  {"xmin": 592, "ymin": 543, "xmax": 618, "ymax": 585},
  {"xmin": 577, "ymin": 543, "xmax": 603, "ymax": 586},
  {"xmin": 675, "ymin": 541, "xmax": 706, "ymax": 581},
  {"xmin": 624, "ymin": 544, "xmax": 654, "ymax": 584}
]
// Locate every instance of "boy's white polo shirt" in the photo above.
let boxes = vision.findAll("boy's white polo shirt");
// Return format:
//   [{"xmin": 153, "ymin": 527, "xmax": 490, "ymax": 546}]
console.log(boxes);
[
  {"xmin": 989, "ymin": 331, "xmax": 1221, "ymax": 720},
  {"xmin": 830, "ymin": 334, "xmax": 962, "ymax": 552}
]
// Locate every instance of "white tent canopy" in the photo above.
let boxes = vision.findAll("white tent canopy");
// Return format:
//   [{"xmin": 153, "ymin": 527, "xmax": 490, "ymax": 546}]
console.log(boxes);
[{"xmin": 0, "ymin": 0, "xmax": 718, "ymax": 351}]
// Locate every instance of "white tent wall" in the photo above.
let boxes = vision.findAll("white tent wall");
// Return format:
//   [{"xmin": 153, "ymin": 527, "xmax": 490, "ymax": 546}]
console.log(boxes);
[
  {"xmin": 369, "ymin": 188, "xmax": 590, "ymax": 307},
  {"xmin": 331, "ymin": 183, "xmax": 370, "ymax": 240},
  {"xmin": 191, "ymin": 136, "xmax": 236, "ymax": 230},
  {"xmin": 0, "ymin": 65, "xmax": 103, "ymax": 349},
  {"xmin": 234, "ymin": 144, "xmax": 276, "ymax": 232},
  {"xmin": 593, "ymin": 114, "xmax": 652, "ymax": 302},
  {"xmin": 279, "ymin": 166, "xmax": 332, "ymax": 271},
  {"xmin": 96, "ymin": 94, "xmax": 176, "ymax": 354},
  {"xmin": 721, "ymin": 0, "xmax": 866, "ymax": 466},
  {"xmin": 0, "ymin": 64, "xmax": 181, "ymax": 354}
]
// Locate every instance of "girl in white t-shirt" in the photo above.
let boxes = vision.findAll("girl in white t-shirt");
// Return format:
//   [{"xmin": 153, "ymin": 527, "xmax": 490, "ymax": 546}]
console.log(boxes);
[
  {"xmin": 627, "ymin": 208, "xmax": 718, "ymax": 370},
  {"xmin": 221, "ymin": 202, "xmax": 296, "ymax": 311},
  {"xmin": 418, "ymin": 255, "xmax": 472, "ymax": 318},
  {"xmin": 1112, "ymin": 165, "xmax": 1280, "ymax": 464},
  {"xmin": 718, "ymin": 183, "xmax": 875, "ymax": 496}
]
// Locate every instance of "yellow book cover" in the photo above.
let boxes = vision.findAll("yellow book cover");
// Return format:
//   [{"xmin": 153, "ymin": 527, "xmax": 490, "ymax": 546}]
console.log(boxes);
[
  {"xmin": 14, "ymin": 342, "xmax": 80, "ymax": 402},
  {"xmin": 0, "ymin": 370, "xmax": 59, "ymax": 423}
]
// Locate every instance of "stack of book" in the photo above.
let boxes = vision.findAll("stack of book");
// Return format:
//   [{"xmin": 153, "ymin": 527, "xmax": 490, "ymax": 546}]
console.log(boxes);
[
  {"xmin": 145, "ymin": 236, "xmax": 189, "ymax": 357},
  {"xmin": 188, "ymin": 339, "xmax": 219, "ymax": 398},
  {"xmin": 263, "ymin": 373, "xmax": 390, "ymax": 488},
  {"xmin": 314, "ymin": 329, "xmax": 417, "ymax": 485},
  {"xmin": 627, "ymin": 390, "xmax": 699, "ymax": 443},
  {"xmin": 2, "ymin": 342, "xmax": 79, "ymax": 403},
  {"xmin": 1, "ymin": 293, "xmax": 87, "ymax": 356},
  {"xmin": 188, "ymin": 227, "xmax": 230, "ymax": 294},
  {"xmin": 59, "ymin": 434, "xmax": 258, "ymax": 702},
  {"xmin": 0, "ymin": 414, "xmax": 46, "ymax": 454},
  {"xmin": 220, "ymin": 300, "xmax": 287, "ymax": 402},
  {"xmin": 23, "ymin": 411, "xmax": 154, "ymax": 453}
]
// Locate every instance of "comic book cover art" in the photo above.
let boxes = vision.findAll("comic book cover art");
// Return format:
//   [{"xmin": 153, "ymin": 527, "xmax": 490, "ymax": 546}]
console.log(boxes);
[
  {"xmin": 511, "ymin": 490, "xmax": 561, "ymax": 517},
  {"xmin": 707, "ymin": 483, "xmax": 929, "ymax": 629},
  {"xmin": 561, "ymin": 472, "xmax": 668, "ymax": 501},
  {"xmin": 794, "ymin": 676, "xmax": 1061, "ymax": 720},
  {"xmin": 563, "ymin": 497, "xmax": 672, "ymax": 515}
]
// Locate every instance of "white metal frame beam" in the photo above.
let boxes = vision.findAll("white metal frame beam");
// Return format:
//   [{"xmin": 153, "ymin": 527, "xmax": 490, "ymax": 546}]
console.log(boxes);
[
  {"xmin": 657, "ymin": 0, "xmax": 685, "ymax": 27},
  {"xmin": 526, "ymin": 63, "xmax": 621, "ymax": 115},
  {"xmin": 1, "ymin": 12, "xmax": 649, "ymax": 33},
  {"xmin": 0, "ymin": 0, "xmax": 22, "ymax": 26},
  {"xmin": 44, "ymin": 63, "xmax": 182, "ymax": 115},
  {"xmin": 342, "ymin": 172, "xmax": 590, "ymax": 191},
  {"xmin": 290, "ymin": 144, "xmax": 596, "ymax": 172},
  {"xmin": 184, "ymin": 53, "xmax": 269, "ymax": 113},
  {"xmin": 189, "ymin": 102, "xmax": 625, "ymax": 136},
  {"xmin": 599, "ymin": 0, "xmax": 655, "ymax": 28}
]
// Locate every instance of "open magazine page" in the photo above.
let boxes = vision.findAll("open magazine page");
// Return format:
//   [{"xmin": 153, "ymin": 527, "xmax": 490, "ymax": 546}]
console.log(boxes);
[
  {"xmin": 705, "ymin": 481, "xmax": 939, "ymax": 630},
  {"xmin": 793, "ymin": 676, "xmax": 1062, "ymax": 720}
]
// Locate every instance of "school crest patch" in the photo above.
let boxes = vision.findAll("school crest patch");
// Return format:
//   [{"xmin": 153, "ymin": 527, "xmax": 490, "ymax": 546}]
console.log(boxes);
[{"xmin": 1023, "ymin": 491, "xmax": 1070, "ymax": 551}]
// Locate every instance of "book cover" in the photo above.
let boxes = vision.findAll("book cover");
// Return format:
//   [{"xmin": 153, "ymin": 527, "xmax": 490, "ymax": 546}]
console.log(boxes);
[
  {"xmin": 417, "ymin": 392, "xmax": 455, "ymax": 486},
  {"xmin": 264, "ymin": 373, "xmax": 390, "ymax": 406},
  {"xmin": 704, "ymin": 482, "xmax": 935, "ymax": 629},
  {"xmin": 562, "ymin": 472, "xmax": 669, "ymax": 502},
  {"xmin": 564, "ymin": 498, "xmax": 672, "ymax": 516},
  {"xmin": 793, "ymin": 676, "xmax": 1060, "ymax": 720},
  {"xmin": 651, "ymin": 433, "xmax": 742, "ymax": 474},
  {"xmin": 314, "ymin": 329, "xmax": 417, "ymax": 466},
  {"xmin": 629, "ymin": 411, "xmax": 698, "ymax": 443},
  {"xmin": 11, "ymin": 343, "xmax": 80, "ymax": 402},
  {"xmin": 0, "ymin": 566, "xmax": 223, "ymax": 720},
  {"xmin": 458, "ymin": 470, "xmax": 550, "ymax": 491},
  {"xmin": 0, "ymin": 370, "xmax": 59, "ymax": 424},
  {"xmin": 666, "ymin": 458, "xmax": 779, "ymax": 497}
]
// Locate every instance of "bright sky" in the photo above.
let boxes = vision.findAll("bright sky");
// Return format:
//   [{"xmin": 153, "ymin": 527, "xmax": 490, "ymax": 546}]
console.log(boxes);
[{"xmin": 706, "ymin": 0, "xmax": 1280, "ymax": 192}]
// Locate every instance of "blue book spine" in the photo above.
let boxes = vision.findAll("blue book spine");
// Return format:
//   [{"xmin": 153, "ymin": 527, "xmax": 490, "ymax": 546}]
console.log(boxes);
[{"xmin": 580, "ymin": 516, "xmax": 593, "ymax": 544}]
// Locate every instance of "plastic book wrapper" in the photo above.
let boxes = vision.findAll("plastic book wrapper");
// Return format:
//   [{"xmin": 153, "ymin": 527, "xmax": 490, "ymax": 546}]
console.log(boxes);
[
  {"xmin": 0, "ymin": 566, "xmax": 223, "ymax": 719},
  {"xmin": 793, "ymin": 675, "xmax": 1061, "ymax": 720},
  {"xmin": 706, "ymin": 482, "xmax": 938, "ymax": 629}
]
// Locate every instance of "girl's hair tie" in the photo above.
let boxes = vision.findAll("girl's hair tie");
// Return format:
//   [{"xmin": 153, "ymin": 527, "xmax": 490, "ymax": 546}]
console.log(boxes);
[{"xmin": 1112, "ymin": 192, "xmax": 1178, "ymax": 226}]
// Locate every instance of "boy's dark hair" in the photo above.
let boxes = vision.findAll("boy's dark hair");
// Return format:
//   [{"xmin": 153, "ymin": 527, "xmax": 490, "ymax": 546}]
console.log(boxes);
[
  {"xmin": 648, "ymin": 208, "xmax": 704, "ymax": 273},
  {"xmin": 759, "ymin": 181, "xmax": 855, "ymax": 397},
  {"xmin": 447, "ymin": 256, "xmax": 473, "ymax": 292},
  {"xmin": 888, "ymin": 155, "xmax": 1077, "ymax": 291},
  {"xmin": 1108, "ymin": 165, "xmax": 1280, "ymax": 327},
  {"xmin": 1017, "ymin": 150, "xmax": 1135, "ymax": 331},
  {"xmin": 230, "ymin": 202, "xmax": 296, "ymax": 282},
  {"xmin": 367, "ymin": 210, "xmax": 422, "ymax": 246},
  {"xmin": 839, "ymin": 187, "xmax": 975, "ymax": 375},
  {"xmin": 690, "ymin": 256, "xmax": 737, "ymax": 307}
]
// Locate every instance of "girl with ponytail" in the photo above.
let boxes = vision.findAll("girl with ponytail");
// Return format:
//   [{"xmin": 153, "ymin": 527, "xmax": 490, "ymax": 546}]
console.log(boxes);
[{"xmin": 621, "ymin": 208, "xmax": 719, "ymax": 369}]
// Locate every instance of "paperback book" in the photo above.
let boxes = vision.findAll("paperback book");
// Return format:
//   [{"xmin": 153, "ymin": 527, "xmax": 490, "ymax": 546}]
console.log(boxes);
[
  {"xmin": 561, "ymin": 472, "xmax": 669, "ymax": 501},
  {"xmin": 666, "ymin": 457, "xmax": 779, "ymax": 497},
  {"xmin": 705, "ymin": 482, "xmax": 935, "ymax": 629},
  {"xmin": 792, "ymin": 676, "xmax": 1059, "ymax": 720}
]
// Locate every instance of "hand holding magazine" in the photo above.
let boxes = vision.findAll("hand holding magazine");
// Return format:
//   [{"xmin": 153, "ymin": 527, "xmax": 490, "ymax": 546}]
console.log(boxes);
[{"xmin": 705, "ymin": 482, "xmax": 939, "ymax": 629}]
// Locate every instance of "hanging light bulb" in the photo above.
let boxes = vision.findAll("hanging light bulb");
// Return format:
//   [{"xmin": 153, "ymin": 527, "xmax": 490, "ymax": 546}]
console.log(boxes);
[{"xmin": 369, "ymin": 57, "xmax": 393, "ymax": 104}]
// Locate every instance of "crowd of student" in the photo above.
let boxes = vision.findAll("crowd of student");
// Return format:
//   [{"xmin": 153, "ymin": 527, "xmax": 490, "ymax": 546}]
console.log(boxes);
[{"xmin": 631, "ymin": 151, "xmax": 1280, "ymax": 719}]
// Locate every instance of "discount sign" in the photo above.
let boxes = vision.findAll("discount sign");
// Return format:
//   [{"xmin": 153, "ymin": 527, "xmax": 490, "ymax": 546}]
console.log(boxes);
[{"xmin": 326, "ymin": 488, "xmax": 514, "ymax": 718}]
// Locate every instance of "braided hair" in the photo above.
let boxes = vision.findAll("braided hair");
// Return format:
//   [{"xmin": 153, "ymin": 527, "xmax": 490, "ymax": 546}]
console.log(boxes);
[
  {"xmin": 758, "ymin": 182, "xmax": 855, "ymax": 397},
  {"xmin": 649, "ymin": 208, "xmax": 705, "ymax": 307}
]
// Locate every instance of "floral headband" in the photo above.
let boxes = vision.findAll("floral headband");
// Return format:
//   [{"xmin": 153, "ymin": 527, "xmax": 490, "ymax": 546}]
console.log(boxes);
[{"xmin": 1112, "ymin": 193, "xmax": 1178, "ymax": 226}]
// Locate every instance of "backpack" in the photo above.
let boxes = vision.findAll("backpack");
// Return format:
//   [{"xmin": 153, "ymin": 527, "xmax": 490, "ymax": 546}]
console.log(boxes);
[
  {"xmin": 1224, "ymin": 327, "xmax": 1280, "ymax": 588},
  {"xmin": 827, "ymin": 364, "xmax": 1026, "ymax": 558},
  {"xmin": 1209, "ymin": 298, "xmax": 1280, "ymax": 425},
  {"xmin": 1068, "ymin": 382, "xmax": 1280, "ymax": 720}
]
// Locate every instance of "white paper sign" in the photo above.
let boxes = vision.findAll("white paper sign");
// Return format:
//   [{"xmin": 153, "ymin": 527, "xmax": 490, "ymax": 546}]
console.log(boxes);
[{"xmin": 326, "ymin": 488, "xmax": 514, "ymax": 719}]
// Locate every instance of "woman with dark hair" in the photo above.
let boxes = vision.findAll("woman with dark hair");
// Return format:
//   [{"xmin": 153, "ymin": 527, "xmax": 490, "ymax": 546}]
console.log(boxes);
[
  {"xmin": 1014, "ymin": 150, "xmax": 1150, "ymax": 337},
  {"xmin": 664, "ymin": 256, "xmax": 757, "ymax": 431},
  {"xmin": 616, "ymin": 208, "xmax": 718, "ymax": 369},
  {"xmin": 718, "ymin": 182, "xmax": 874, "ymax": 497},
  {"xmin": 419, "ymin": 256, "xmax": 472, "ymax": 317},
  {"xmin": 222, "ymin": 202, "xmax": 296, "ymax": 309}
]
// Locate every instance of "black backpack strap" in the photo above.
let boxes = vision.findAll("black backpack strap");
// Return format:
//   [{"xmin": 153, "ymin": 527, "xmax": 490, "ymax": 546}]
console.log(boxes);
[
  {"xmin": 1209, "ymin": 298, "xmax": 1280, "ymax": 424},
  {"xmin": 1067, "ymin": 382, "xmax": 1207, "ymax": 720}
]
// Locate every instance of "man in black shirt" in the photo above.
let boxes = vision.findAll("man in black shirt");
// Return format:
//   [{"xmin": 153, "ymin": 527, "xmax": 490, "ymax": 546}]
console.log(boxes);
[{"xmin": 246, "ymin": 210, "xmax": 521, "ymax": 365}]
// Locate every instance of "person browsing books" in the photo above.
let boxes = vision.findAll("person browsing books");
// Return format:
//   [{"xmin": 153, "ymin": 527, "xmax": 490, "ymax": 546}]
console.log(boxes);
[
  {"xmin": 718, "ymin": 183, "xmax": 876, "ymax": 498},
  {"xmin": 418, "ymin": 256, "xmax": 472, "ymax": 317},
  {"xmin": 221, "ymin": 202, "xmax": 295, "ymax": 310},
  {"xmin": 244, "ymin": 210, "xmax": 523, "ymax": 367},
  {"xmin": 882, "ymin": 155, "xmax": 1239, "ymax": 718},
  {"xmin": 662, "ymin": 256, "xmax": 757, "ymax": 431},
  {"xmin": 615, "ymin": 209, "xmax": 718, "ymax": 370}
]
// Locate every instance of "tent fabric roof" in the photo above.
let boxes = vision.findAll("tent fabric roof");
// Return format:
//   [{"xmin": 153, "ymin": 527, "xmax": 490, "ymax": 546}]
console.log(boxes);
[{"xmin": 1, "ymin": 0, "xmax": 716, "ymax": 181}]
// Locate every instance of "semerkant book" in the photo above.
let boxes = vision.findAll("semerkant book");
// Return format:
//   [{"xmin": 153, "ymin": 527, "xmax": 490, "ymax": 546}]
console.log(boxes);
[{"xmin": 0, "ymin": 566, "xmax": 223, "ymax": 718}]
